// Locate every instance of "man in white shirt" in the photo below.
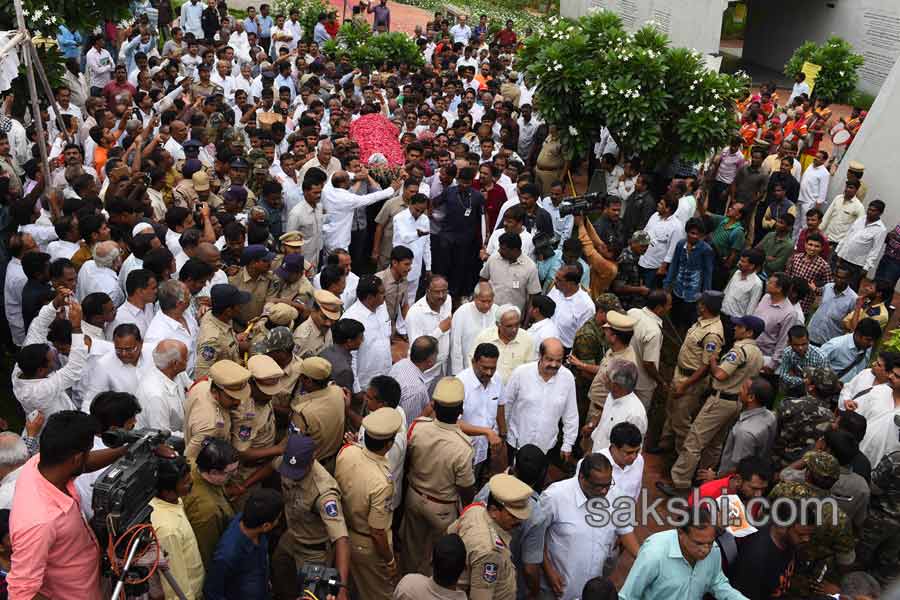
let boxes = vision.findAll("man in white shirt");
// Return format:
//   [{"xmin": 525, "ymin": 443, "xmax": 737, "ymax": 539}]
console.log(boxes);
[
  {"xmin": 85, "ymin": 36, "xmax": 114, "ymax": 92},
  {"xmin": 76, "ymin": 241, "xmax": 125, "ymax": 307},
  {"xmin": 313, "ymin": 250, "xmax": 359, "ymax": 310},
  {"xmin": 81, "ymin": 323, "xmax": 150, "ymax": 410},
  {"xmin": 721, "ymin": 250, "xmax": 764, "ymax": 321},
  {"xmin": 179, "ymin": 0, "xmax": 204, "ymax": 38},
  {"xmin": 537, "ymin": 182, "xmax": 573, "ymax": 242},
  {"xmin": 458, "ymin": 343, "xmax": 505, "ymax": 474},
  {"xmin": 144, "ymin": 280, "xmax": 200, "ymax": 377},
  {"xmin": 392, "ymin": 195, "xmax": 431, "ymax": 306},
  {"xmin": 322, "ymin": 171, "xmax": 400, "ymax": 254},
  {"xmin": 539, "ymin": 453, "xmax": 639, "ymax": 600},
  {"xmin": 589, "ymin": 359, "xmax": 647, "ymax": 451},
  {"xmin": 342, "ymin": 275, "xmax": 392, "ymax": 392},
  {"xmin": 297, "ymin": 140, "xmax": 342, "ymax": 184},
  {"xmin": 547, "ymin": 264, "xmax": 594, "ymax": 349},
  {"xmin": 527, "ymin": 295, "xmax": 560, "ymax": 355},
  {"xmin": 821, "ymin": 180, "xmax": 865, "ymax": 248},
  {"xmin": 788, "ymin": 72, "xmax": 811, "ymax": 104},
  {"xmin": 598, "ymin": 422, "xmax": 645, "ymax": 501},
  {"xmin": 794, "ymin": 150, "xmax": 830, "ymax": 238},
  {"xmin": 450, "ymin": 282, "xmax": 499, "ymax": 375},
  {"xmin": 13, "ymin": 297, "xmax": 88, "ymax": 422},
  {"xmin": 837, "ymin": 200, "xmax": 888, "ymax": 284},
  {"xmin": 110, "ymin": 268, "xmax": 158, "ymax": 337},
  {"xmin": 4, "ymin": 233, "xmax": 36, "ymax": 346},
  {"xmin": 637, "ymin": 196, "xmax": 684, "ymax": 287},
  {"xmin": 286, "ymin": 172, "xmax": 326, "ymax": 270},
  {"xmin": 504, "ymin": 338, "xmax": 578, "ymax": 458},
  {"xmin": 136, "ymin": 340, "xmax": 190, "ymax": 435},
  {"xmin": 405, "ymin": 276, "xmax": 452, "ymax": 386},
  {"xmin": 449, "ymin": 15, "xmax": 472, "ymax": 45}
]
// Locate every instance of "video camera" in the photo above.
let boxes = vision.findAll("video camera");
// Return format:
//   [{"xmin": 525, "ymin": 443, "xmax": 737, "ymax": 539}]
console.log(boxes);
[
  {"xmin": 557, "ymin": 192, "xmax": 605, "ymax": 217},
  {"xmin": 90, "ymin": 428, "xmax": 184, "ymax": 545},
  {"xmin": 300, "ymin": 563, "xmax": 342, "ymax": 598}
]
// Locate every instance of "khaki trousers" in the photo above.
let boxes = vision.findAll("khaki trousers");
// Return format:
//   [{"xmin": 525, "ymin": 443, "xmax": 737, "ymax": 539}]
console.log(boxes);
[
  {"xmin": 348, "ymin": 530, "xmax": 394, "ymax": 600},
  {"xmin": 659, "ymin": 373, "xmax": 708, "ymax": 453},
  {"xmin": 670, "ymin": 394, "xmax": 741, "ymax": 488},
  {"xmin": 398, "ymin": 487, "xmax": 459, "ymax": 576}
]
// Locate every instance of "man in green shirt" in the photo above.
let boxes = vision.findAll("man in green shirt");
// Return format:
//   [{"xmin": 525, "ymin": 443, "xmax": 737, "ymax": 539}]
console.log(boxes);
[
  {"xmin": 755, "ymin": 213, "xmax": 796, "ymax": 274},
  {"xmin": 699, "ymin": 197, "xmax": 747, "ymax": 288}
]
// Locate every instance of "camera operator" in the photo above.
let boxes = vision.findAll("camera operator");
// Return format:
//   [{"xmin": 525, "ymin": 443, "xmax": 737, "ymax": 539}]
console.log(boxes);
[
  {"xmin": 149, "ymin": 456, "xmax": 205, "ymax": 600},
  {"xmin": 75, "ymin": 391, "xmax": 143, "ymax": 519},
  {"xmin": 573, "ymin": 215, "xmax": 619, "ymax": 297},
  {"xmin": 7, "ymin": 410, "xmax": 138, "ymax": 599}
]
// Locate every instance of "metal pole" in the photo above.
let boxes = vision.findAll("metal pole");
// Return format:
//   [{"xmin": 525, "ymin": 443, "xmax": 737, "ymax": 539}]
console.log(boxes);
[
  {"xmin": 12, "ymin": 0, "xmax": 52, "ymax": 186},
  {"xmin": 29, "ymin": 41, "xmax": 72, "ymax": 144}
]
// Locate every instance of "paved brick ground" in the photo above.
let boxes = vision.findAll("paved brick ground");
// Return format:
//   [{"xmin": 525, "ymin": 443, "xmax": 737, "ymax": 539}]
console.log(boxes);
[{"xmin": 327, "ymin": 0, "xmax": 433, "ymax": 34}]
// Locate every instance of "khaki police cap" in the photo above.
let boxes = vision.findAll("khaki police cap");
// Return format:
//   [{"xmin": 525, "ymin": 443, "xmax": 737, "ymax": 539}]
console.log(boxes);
[
  {"xmin": 362, "ymin": 407, "xmax": 402, "ymax": 440},
  {"xmin": 433, "ymin": 376, "xmax": 464, "ymax": 407},
  {"xmin": 603, "ymin": 311, "xmax": 635, "ymax": 332},
  {"xmin": 314, "ymin": 289, "xmax": 343, "ymax": 320},
  {"xmin": 279, "ymin": 231, "xmax": 306, "ymax": 247},
  {"xmin": 247, "ymin": 354, "xmax": 285, "ymax": 395},
  {"xmin": 489, "ymin": 473, "xmax": 532, "ymax": 520},
  {"xmin": 300, "ymin": 356, "xmax": 332, "ymax": 381},
  {"xmin": 264, "ymin": 302, "xmax": 299, "ymax": 326},
  {"xmin": 209, "ymin": 360, "xmax": 252, "ymax": 401},
  {"xmin": 848, "ymin": 160, "xmax": 865, "ymax": 173},
  {"xmin": 192, "ymin": 171, "xmax": 210, "ymax": 192}
]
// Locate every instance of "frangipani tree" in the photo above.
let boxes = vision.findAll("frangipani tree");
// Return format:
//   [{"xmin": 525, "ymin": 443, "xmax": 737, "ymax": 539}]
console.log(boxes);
[{"xmin": 517, "ymin": 10, "xmax": 749, "ymax": 166}]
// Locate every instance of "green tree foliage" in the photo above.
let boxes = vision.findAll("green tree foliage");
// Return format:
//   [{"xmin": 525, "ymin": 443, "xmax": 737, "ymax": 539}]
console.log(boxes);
[
  {"xmin": 324, "ymin": 22, "xmax": 423, "ymax": 68},
  {"xmin": 784, "ymin": 37, "xmax": 864, "ymax": 105},
  {"xmin": 517, "ymin": 11, "xmax": 748, "ymax": 165}
]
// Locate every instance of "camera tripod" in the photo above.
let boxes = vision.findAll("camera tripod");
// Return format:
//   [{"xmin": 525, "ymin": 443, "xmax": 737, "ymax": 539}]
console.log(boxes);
[{"xmin": 109, "ymin": 527, "xmax": 188, "ymax": 600}]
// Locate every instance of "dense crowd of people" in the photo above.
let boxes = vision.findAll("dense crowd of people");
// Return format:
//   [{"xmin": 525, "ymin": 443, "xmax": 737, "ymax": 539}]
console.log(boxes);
[{"xmin": 0, "ymin": 2, "xmax": 899, "ymax": 599}]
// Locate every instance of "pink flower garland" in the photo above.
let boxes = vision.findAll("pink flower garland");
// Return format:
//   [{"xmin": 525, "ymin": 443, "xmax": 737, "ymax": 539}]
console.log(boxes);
[{"xmin": 349, "ymin": 113, "xmax": 405, "ymax": 166}]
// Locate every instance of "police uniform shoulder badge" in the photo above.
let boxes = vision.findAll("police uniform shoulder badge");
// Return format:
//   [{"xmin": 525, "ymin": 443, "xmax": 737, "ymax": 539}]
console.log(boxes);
[
  {"xmin": 238, "ymin": 425, "xmax": 252, "ymax": 440},
  {"xmin": 723, "ymin": 351, "xmax": 738, "ymax": 362},
  {"xmin": 482, "ymin": 562, "xmax": 498, "ymax": 583},
  {"xmin": 200, "ymin": 345, "xmax": 217, "ymax": 361},
  {"xmin": 323, "ymin": 499, "xmax": 339, "ymax": 518},
  {"xmin": 705, "ymin": 342, "xmax": 718, "ymax": 352}
]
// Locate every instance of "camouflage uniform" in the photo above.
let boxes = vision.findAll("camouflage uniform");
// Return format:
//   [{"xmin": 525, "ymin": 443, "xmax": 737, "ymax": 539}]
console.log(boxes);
[
  {"xmin": 611, "ymin": 231, "xmax": 650, "ymax": 310},
  {"xmin": 772, "ymin": 368, "xmax": 839, "ymax": 469},
  {"xmin": 856, "ymin": 451, "xmax": 900, "ymax": 585},
  {"xmin": 571, "ymin": 293, "xmax": 622, "ymax": 423},
  {"xmin": 769, "ymin": 453, "xmax": 856, "ymax": 598}
]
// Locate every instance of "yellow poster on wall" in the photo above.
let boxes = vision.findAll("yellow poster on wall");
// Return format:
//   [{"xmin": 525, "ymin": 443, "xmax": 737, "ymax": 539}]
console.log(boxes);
[
  {"xmin": 733, "ymin": 3, "xmax": 747, "ymax": 23},
  {"xmin": 802, "ymin": 61, "xmax": 822, "ymax": 93}
]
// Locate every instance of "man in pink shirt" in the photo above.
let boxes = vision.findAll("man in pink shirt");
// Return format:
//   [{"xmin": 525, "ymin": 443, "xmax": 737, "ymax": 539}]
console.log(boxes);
[{"xmin": 7, "ymin": 410, "xmax": 135, "ymax": 599}]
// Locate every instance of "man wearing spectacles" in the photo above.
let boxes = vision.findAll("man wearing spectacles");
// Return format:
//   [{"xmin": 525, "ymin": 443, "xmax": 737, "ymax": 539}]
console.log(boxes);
[
  {"xmin": 80, "ymin": 323, "xmax": 147, "ymax": 409},
  {"xmin": 539, "ymin": 453, "xmax": 640, "ymax": 600},
  {"xmin": 619, "ymin": 507, "xmax": 749, "ymax": 600}
]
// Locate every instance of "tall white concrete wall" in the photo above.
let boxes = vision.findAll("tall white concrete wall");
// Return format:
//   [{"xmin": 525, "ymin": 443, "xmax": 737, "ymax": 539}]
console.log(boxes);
[
  {"xmin": 743, "ymin": 0, "xmax": 900, "ymax": 96},
  {"xmin": 559, "ymin": 0, "xmax": 728, "ymax": 56}
]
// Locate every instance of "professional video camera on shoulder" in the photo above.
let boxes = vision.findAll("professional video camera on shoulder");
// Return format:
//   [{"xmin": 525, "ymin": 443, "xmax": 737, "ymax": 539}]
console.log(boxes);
[
  {"xmin": 90, "ymin": 428, "xmax": 184, "ymax": 545},
  {"xmin": 558, "ymin": 192, "xmax": 609, "ymax": 217},
  {"xmin": 532, "ymin": 232, "xmax": 561, "ymax": 261},
  {"xmin": 299, "ymin": 563, "xmax": 343, "ymax": 599}
]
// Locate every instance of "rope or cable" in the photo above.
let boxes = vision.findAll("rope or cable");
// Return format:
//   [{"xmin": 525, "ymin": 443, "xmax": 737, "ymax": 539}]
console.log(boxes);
[
  {"xmin": 303, "ymin": 591, "xmax": 320, "ymax": 600},
  {"xmin": 106, "ymin": 521, "xmax": 162, "ymax": 597}
]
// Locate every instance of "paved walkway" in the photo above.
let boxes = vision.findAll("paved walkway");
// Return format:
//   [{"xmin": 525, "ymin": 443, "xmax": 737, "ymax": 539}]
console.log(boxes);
[{"xmin": 327, "ymin": 1, "xmax": 433, "ymax": 34}]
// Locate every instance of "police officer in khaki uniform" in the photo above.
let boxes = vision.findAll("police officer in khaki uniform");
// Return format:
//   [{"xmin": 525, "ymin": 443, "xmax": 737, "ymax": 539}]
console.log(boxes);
[
  {"xmin": 271, "ymin": 433, "xmax": 351, "ymax": 600},
  {"xmin": 196, "ymin": 283, "xmax": 253, "ymax": 378},
  {"xmin": 334, "ymin": 408, "xmax": 402, "ymax": 600},
  {"xmin": 661, "ymin": 315, "xmax": 765, "ymax": 495},
  {"xmin": 184, "ymin": 360, "xmax": 251, "ymax": 461},
  {"xmin": 291, "ymin": 357, "xmax": 346, "ymax": 474},
  {"xmin": 293, "ymin": 289, "xmax": 342, "ymax": 359},
  {"xmin": 447, "ymin": 473, "xmax": 533, "ymax": 600},
  {"xmin": 253, "ymin": 326, "xmax": 304, "ymax": 435},
  {"xmin": 247, "ymin": 302, "xmax": 299, "ymax": 352},
  {"xmin": 230, "ymin": 355, "xmax": 285, "ymax": 506},
  {"xmin": 270, "ymin": 253, "xmax": 315, "ymax": 317},
  {"xmin": 229, "ymin": 244, "xmax": 277, "ymax": 326},
  {"xmin": 393, "ymin": 534, "xmax": 469, "ymax": 600},
  {"xmin": 657, "ymin": 291, "xmax": 725, "ymax": 454},
  {"xmin": 400, "ymin": 377, "xmax": 477, "ymax": 575},
  {"xmin": 583, "ymin": 311, "xmax": 638, "ymax": 428}
]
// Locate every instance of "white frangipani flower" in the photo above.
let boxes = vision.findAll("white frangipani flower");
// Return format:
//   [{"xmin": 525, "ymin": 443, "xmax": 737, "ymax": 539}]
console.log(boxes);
[{"xmin": 569, "ymin": 126, "xmax": 578, "ymax": 136}]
